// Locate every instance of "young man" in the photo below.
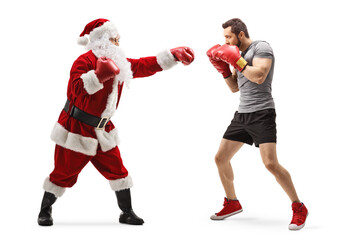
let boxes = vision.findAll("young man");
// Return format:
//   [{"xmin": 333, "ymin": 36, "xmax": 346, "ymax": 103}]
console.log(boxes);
[
  {"xmin": 38, "ymin": 18, "xmax": 194, "ymax": 226},
  {"xmin": 206, "ymin": 18, "xmax": 308, "ymax": 230}
]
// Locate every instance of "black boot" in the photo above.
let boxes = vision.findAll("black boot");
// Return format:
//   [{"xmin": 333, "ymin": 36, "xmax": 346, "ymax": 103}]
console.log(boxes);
[
  {"xmin": 38, "ymin": 192, "xmax": 57, "ymax": 226},
  {"xmin": 115, "ymin": 189, "xmax": 144, "ymax": 225}
]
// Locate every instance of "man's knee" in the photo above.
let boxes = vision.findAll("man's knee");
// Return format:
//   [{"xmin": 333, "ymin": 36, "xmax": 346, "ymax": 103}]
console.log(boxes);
[
  {"xmin": 215, "ymin": 154, "xmax": 229, "ymax": 166},
  {"xmin": 263, "ymin": 158, "xmax": 279, "ymax": 173}
]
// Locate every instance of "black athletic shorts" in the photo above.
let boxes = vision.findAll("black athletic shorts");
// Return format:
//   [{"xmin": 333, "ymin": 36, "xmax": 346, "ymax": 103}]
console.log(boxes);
[{"xmin": 223, "ymin": 108, "xmax": 277, "ymax": 147}]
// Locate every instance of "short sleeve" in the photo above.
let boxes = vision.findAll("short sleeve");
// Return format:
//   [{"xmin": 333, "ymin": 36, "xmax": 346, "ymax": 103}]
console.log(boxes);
[{"xmin": 254, "ymin": 41, "xmax": 273, "ymax": 59}]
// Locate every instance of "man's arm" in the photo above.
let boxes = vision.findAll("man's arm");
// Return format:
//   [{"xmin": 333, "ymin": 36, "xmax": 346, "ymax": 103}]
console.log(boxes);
[
  {"xmin": 224, "ymin": 69, "xmax": 239, "ymax": 93},
  {"xmin": 241, "ymin": 57, "xmax": 272, "ymax": 85},
  {"xmin": 206, "ymin": 44, "xmax": 238, "ymax": 92},
  {"xmin": 213, "ymin": 44, "xmax": 272, "ymax": 85}
]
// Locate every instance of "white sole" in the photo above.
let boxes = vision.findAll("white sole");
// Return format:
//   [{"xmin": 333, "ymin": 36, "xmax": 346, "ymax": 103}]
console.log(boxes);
[
  {"xmin": 288, "ymin": 212, "xmax": 309, "ymax": 230},
  {"xmin": 210, "ymin": 209, "xmax": 243, "ymax": 220}
]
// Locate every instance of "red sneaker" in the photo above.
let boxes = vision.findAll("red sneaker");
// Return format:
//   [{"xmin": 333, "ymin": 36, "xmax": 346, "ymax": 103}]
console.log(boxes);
[
  {"xmin": 289, "ymin": 202, "xmax": 309, "ymax": 230},
  {"xmin": 210, "ymin": 197, "xmax": 243, "ymax": 220}
]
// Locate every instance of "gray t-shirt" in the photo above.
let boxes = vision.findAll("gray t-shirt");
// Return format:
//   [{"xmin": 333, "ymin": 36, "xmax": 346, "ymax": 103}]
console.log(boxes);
[{"xmin": 236, "ymin": 40, "xmax": 275, "ymax": 113}]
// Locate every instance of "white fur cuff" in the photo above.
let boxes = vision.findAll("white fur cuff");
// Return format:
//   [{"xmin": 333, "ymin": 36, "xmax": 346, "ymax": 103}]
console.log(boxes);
[
  {"xmin": 109, "ymin": 176, "xmax": 133, "ymax": 191},
  {"xmin": 156, "ymin": 49, "xmax": 178, "ymax": 70},
  {"xmin": 50, "ymin": 122, "xmax": 98, "ymax": 156},
  {"xmin": 43, "ymin": 177, "xmax": 66, "ymax": 197},
  {"xmin": 81, "ymin": 70, "xmax": 104, "ymax": 95}
]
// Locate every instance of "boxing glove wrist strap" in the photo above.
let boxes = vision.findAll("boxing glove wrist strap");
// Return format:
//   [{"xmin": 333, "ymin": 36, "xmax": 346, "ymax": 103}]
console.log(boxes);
[{"xmin": 236, "ymin": 57, "xmax": 248, "ymax": 72}]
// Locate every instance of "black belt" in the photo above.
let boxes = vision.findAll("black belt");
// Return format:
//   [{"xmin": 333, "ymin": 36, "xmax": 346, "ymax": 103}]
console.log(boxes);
[{"xmin": 64, "ymin": 100, "xmax": 110, "ymax": 130}]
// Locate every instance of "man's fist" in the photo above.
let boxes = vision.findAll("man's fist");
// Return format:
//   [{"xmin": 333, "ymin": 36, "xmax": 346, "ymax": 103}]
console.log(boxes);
[
  {"xmin": 207, "ymin": 44, "xmax": 232, "ymax": 78},
  {"xmin": 95, "ymin": 57, "xmax": 120, "ymax": 83},
  {"xmin": 206, "ymin": 44, "xmax": 221, "ymax": 58},
  {"xmin": 170, "ymin": 47, "xmax": 195, "ymax": 65},
  {"xmin": 213, "ymin": 44, "xmax": 248, "ymax": 72}
]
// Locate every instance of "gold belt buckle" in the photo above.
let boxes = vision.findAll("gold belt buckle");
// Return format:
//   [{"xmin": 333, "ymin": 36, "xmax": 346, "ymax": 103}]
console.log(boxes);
[{"xmin": 96, "ymin": 117, "xmax": 110, "ymax": 130}]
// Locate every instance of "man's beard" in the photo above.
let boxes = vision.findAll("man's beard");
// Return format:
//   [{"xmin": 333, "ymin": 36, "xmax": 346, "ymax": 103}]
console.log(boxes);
[
  {"xmin": 86, "ymin": 37, "xmax": 133, "ymax": 87},
  {"xmin": 236, "ymin": 36, "xmax": 242, "ymax": 49}
]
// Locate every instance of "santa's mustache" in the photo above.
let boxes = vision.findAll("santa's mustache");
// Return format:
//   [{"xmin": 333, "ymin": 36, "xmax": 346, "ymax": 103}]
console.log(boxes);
[{"xmin": 87, "ymin": 40, "xmax": 126, "ymax": 58}]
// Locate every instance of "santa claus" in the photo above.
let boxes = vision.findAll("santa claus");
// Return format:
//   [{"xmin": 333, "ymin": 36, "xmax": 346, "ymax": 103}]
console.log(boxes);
[{"xmin": 38, "ymin": 18, "xmax": 195, "ymax": 226}]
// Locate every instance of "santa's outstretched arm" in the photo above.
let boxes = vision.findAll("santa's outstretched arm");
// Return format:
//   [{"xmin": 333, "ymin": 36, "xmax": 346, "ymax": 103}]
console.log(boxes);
[{"xmin": 128, "ymin": 47, "xmax": 194, "ymax": 78}]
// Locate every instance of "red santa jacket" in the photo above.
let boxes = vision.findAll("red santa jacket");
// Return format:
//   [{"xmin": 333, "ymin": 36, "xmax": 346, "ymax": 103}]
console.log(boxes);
[{"xmin": 50, "ymin": 49, "xmax": 177, "ymax": 156}]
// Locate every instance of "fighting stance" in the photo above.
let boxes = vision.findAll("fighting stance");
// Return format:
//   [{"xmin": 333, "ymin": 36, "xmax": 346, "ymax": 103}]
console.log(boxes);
[
  {"xmin": 207, "ymin": 18, "xmax": 308, "ymax": 230},
  {"xmin": 38, "ymin": 18, "xmax": 194, "ymax": 226}
]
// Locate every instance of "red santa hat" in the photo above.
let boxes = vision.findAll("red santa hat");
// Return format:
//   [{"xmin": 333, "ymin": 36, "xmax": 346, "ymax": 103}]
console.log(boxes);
[{"xmin": 77, "ymin": 18, "xmax": 119, "ymax": 46}]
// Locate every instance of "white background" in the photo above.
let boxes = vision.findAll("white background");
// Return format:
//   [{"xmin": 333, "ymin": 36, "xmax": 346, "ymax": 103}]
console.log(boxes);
[{"xmin": 1, "ymin": 0, "xmax": 359, "ymax": 239}]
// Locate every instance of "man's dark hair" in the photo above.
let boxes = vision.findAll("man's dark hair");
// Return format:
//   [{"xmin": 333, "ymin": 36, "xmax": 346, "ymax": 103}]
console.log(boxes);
[{"xmin": 222, "ymin": 18, "xmax": 250, "ymax": 38}]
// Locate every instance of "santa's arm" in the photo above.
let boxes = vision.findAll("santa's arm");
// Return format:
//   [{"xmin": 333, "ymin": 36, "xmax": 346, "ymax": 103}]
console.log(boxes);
[
  {"xmin": 69, "ymin": 55, "xmax": 118, "ymax": 97},
  {"xmin": 128, "ymin": 47, "xmax": 195, "ymax": 78},
  {"xmin": 127, "ymin": 50, "xmax": 175, "ymax": 78},
  {"xmin": 67, "ymin": 56, "xmax": 100, "ymax": 97}
]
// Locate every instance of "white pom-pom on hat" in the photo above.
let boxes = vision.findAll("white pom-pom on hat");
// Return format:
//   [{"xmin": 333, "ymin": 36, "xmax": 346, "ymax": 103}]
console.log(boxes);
[{"xmin": 77, "ymin": 36, "xmax": 89, "ymax": 46}]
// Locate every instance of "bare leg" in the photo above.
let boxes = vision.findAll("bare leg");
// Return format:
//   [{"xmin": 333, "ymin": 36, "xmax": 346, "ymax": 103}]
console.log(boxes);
[
  {"xmin": 214, "ymin": 139, "xmax": 244, "ymax": 200},
  {"xmin": 259, "ymin": 143, "xmax": 300, "ymax": 203}
]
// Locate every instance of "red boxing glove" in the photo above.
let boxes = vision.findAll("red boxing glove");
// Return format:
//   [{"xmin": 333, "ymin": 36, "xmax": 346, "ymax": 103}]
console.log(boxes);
[
  {"xmin": 207, "ymin": 44, "xmax": 232, "ymax": 78},
  {"xmin": 213, "ymin": 44, "xmax": 248, "ymax": 72},
  {"xmin": 95, "ymin": 57, "xmax": 120, "ymax": 83},
  {"xmin": 170, "ymin": 46, "xmax": 195, "ymax": 65}
]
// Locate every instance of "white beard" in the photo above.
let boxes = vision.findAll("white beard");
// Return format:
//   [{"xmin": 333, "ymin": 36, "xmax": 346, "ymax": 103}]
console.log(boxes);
[
  {"xmin": 86, "ymin": 36, "xmax": 133, "ymax": 88},
  {"xmin": 85, "ymin": 36, "xmax": 133, "ymax": 118}
]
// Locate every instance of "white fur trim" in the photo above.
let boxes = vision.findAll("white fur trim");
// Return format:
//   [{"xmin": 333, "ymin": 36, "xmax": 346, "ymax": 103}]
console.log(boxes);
[
  {"xmin": 109, "ymin": 176, "xmax": 133, "ymax": 191},
  {"xmin": 89, "ymin": 44, "xmax": 133, "ymax": 118},
  {"xmin": 81, "ymin": 70, "xmax": 104, "ymax": 95},
  {"xmin": 89, "ymin": 21, "xmax": 119, "ymax": 42},
  {"xmin": 43, "ymin": 177, "xmax": 66, "ymax": 197},
  {"xmin": 156, "ymin": 49, "xmax": 178, "ymax": 70},
  {"xmin": 77, "ymin": 36, "xmax": 89, "ymax": 46},
  {"xmin": 95, "ymin": 128, "xmax": 120, "ymax": 152},
  {"xmin": 50, "ymin": 122, "xmax": 98, "ymax": 156},
  {"xmin": 101, "ymin": 74, "xmax": 119, "ymax": 118}
]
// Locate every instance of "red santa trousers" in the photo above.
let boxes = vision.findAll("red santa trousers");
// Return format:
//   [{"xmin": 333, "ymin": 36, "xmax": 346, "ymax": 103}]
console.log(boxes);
[{"xmin": 49, "ymin": 144, "xmax": 129, "ymax": 188}]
